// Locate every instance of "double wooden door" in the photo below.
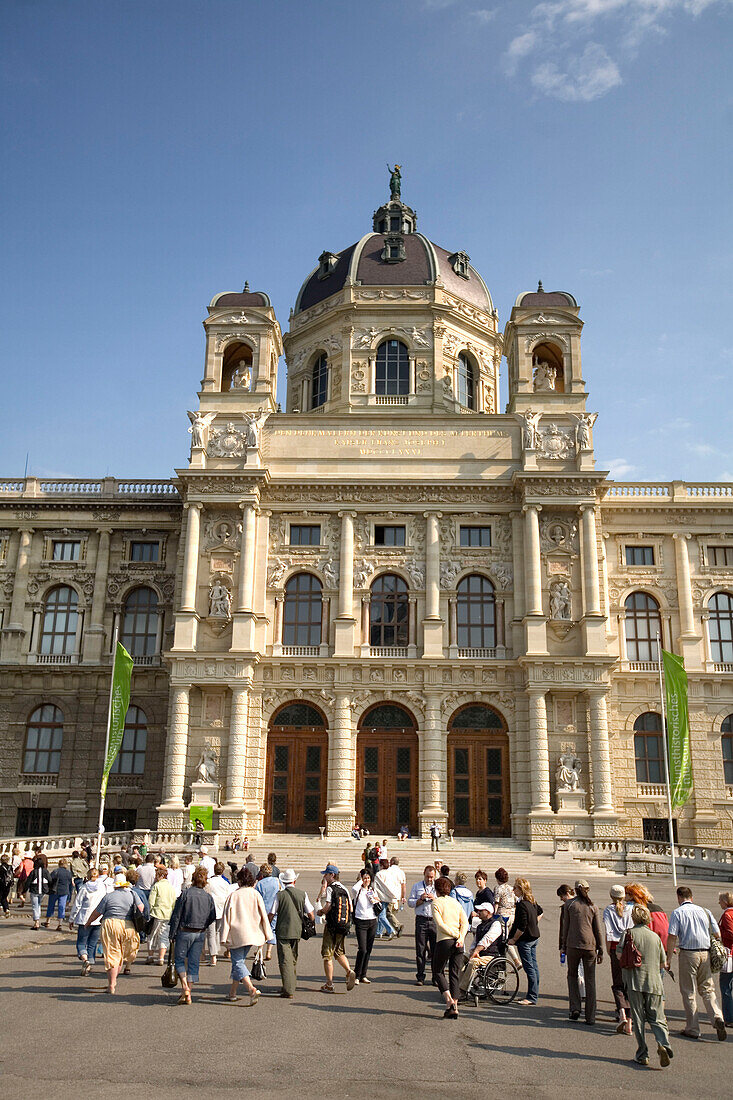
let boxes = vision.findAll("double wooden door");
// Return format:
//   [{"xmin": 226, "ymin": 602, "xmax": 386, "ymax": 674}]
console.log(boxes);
[
  {"xmin": 265, "ymin": 728, "xmax": 328, "ymax": 832},
  {"xmin": 356, "ymin": 731, "xmax": 419, "ymax": 835},
  {"xmin": 448, "ymin": 732, "xmax": 510, "ymax": 836}
]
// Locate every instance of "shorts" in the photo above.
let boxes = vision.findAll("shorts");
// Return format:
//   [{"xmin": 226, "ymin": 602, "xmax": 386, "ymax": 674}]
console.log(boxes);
[{"xmin": 321, "ymin": 926, "xmax": 346, "ymax": 959}]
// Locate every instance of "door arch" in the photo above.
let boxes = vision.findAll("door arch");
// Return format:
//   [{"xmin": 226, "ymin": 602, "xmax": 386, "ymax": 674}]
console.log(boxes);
[
  {"xmin": 357, "ymin": 703, "xmax": 418, "ymax": 835},
  {"xmin": 265, "ymin": 702, "xmax": 328, "ymax": 832},
  {"xmin": 448, "ymin": 704, "xmax": 510, "ymax": 836}
]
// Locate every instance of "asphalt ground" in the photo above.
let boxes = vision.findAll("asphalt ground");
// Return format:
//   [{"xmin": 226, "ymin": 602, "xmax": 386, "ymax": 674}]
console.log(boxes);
[{"xmin": 0, "ymin": 869, "xmax": 731, "ymax": 1098}]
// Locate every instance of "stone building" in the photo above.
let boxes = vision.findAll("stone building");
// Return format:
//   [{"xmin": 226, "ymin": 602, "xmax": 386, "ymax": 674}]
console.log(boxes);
[{"xmin": 2, "ymin": 180, "xmax": 733, "ymax": 847}]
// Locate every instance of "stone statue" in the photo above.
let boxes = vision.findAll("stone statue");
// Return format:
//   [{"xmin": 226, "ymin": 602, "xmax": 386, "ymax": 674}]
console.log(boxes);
[
  {"xmin": 187, "ymin": 410, "xmax": 215, "ymax": 450},
  {"xmin": 550, "ymin": 579, "xmax": 571, "ymax": 620},
  {"xmin": 576, "ymin": 412, "xmax": 598, "ymax": 451},
  {"xmin": 231, "ymin": 360, "xmax": 252, "ymax": 390},
  {"xmin": 555, "ymin": 752, "xmax": 581, "ymax": 792},
  {"xmin": 388, "ymin": 163, "xmax": 402, "ymax": 200},
  {"xmin": 522, "ymin": 409, "xmax": 541, "ymax": 450},
  {"xmin": 533, "ymin": 360, "xmax": 556, "ymax": 392},
  {"xmin": 244, "ymin": 408, "xmax": 268, "ymax": 449},
  {"xmin": 321, "ymin": 559, "xmax": 339, "ymax": 587},
  {"xmin": 209, "ymin": 580, "xmax": 231, "ymax": 619},
  {"xmin": 196, "ymin": 746, "xmax": 218, "ymax": 784}
]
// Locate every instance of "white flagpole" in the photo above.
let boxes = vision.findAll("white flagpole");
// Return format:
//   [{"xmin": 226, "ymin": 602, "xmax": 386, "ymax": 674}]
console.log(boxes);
[
  {"xmin": 657, "ymin": 631, "xmax": 678, "ymax": 888},
  {"xmin": 95, "ymin": 620, "xmax": 119, "ymax": 869}
]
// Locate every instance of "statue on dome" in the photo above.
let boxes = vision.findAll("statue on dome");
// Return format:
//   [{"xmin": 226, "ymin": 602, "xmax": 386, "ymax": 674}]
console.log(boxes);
[
  {"xmin": 388, "ymin": 163, "xmax": 402, "ymax": 200},
  {"xmin": 533, "ymin": 360, "xmax": 556, "ymax": 392}
]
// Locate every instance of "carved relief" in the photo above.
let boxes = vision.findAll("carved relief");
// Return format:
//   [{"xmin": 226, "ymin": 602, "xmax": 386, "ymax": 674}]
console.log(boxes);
[{"xmin": 207, "ymin": 422, "xmax": 249, "ymax": 458}]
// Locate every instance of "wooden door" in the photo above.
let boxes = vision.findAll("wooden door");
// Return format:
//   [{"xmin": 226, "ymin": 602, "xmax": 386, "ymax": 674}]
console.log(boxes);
[
  {"xmin": 265, "ymin": 728, "xmax": 328, "ymax": 832},
  {"xmin": 448, "ymin": 732, "xmax": 510, "ymax": 836},
  {"xmin": 356, "ymin": 731, "xmax": 418, "ymax": 835}
]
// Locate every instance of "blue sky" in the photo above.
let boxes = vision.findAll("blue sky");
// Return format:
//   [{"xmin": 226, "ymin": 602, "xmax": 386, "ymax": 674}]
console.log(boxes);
[{"xmin": 2, "ymin": 0, "xmax": 731, "ymax": 481}]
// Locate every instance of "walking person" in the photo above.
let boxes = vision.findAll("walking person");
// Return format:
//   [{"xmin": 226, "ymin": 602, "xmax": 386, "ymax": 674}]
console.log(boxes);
[
  {"xmin": 474, "ymin": 870, "xmax": 495, "ymax": 911},
  {"xmin": 603, "ymin": 885, "xmax": 633, "ymax": 1033},
  {"xmin": 432, "ymin": 876, "xmax": 468, "ymax": 1019},
  {"xmin": 268, "ymin": 868, "xmax": 315, "ymax": 999},
  {"xmin": 351, "ymin": 868, "xmax": 380, "ymax": 984},
  {"xmin": 508, "ymin": 877, "xmax": 543, "ymax": 1006},
  {"xmin": 204, "ymin": 861, "xmax": 235, "ymax": 965},
  {"xmin": 168, "ymin": 867, "xmax": 217, "ymax": 1004},
  {"xmin": 408, "ymin": 865, "xmax": 438, "ymax": 986},
  {"xmin": 666, "ymin": 886, "xmax": 727, "ymax": 1041},
  {"xmin": 220, "ymin": 867, "xmax": 271, "ymax": 1004},
  {"xmin": 0, "ymin": 854, "xmax": 13, "ymax": 917},
  {"xmin": 167, "ymin": 854, "xmax": 184, "ymax": 896},
  {"xmin": 559, "ymin": 879, "xmax": 604, "ymax": 1025},
  {"xmin": 374, "ymin": 858, "xmax": 403, "ymax": 938},
  {"xmin": 317, "ymin": 864, "xmax": 356, "ymax": 993},
  {"xmin": 70, "ymin": 850, "xmax": 89, "ymax": 899},
  {"xmin": 45, "ymin": 858, "xmax": 73, "ymax": 930},
  {"xmin": 86, "ymin": 871, "xmax": 146, "ymax": 994},
  {"xmin": 717, "ymin": 892, "xmax": 733, "ymax": 1026},
  {"xmin": 147, "ymin": 864, "xmax": 177, "ymax": 966},
  {"xmin": 69, "ymin": 866, "xmax": 106, "ymax": 975},
  {"xmin": 626, "ymin": 882, "xmax": 669, "ymax": 948},
  {"xmin": 26, "ymin": 853, "xmax": 50, "ymax": 930},
  {"xmin": 617, "ymin": 905, "xmax": 674, "ymax": 1067},
  {"xmin": 430, "ymin": 821, "xmax": 441, "ymax": 852},
  {"xmin": 255, "ymin": 861, "xmax": 281, "ymax": 963},
  {"xmin": 451, "ymin": 872, "xmax": 474, "ymax": 921}
]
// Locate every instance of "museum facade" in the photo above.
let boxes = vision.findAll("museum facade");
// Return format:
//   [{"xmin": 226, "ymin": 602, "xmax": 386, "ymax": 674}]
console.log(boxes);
[{"xmin": 2, "ymin": 183, "xmax": 733, "ymax": 848}]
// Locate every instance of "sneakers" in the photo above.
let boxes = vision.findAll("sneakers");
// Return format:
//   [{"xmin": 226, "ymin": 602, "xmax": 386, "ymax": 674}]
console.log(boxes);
[
  {"xmin": 346, "ymin": 970, "xmax": 357, "ymax": 991},
  {"xmin": 360, "ymin": 977, "xmax": 371, "ymax": 984},
  {"xmin": 714, "ymin": 1018, "xmax": 727, "ymax": 1042},
  {"xmin": 657, "ymin": 1044, "xmax": 673, "ymax": 1067},
  {"xmin": 81, "ymin": 961, "xmax": 92, "ymax": 976}
]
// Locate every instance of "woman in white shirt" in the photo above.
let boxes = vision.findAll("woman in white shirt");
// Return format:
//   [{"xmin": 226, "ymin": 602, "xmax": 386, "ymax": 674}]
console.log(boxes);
[
  {"xmin": 352, "ymin": 869, "xmax": 380, "ymax": 984},
  {"xmin": 603, "ymin": 885, "xmax": 633, "ymax": 1033},
  {"xmin": 166, "ymin": 855, "xmax": 184, "ymax": 897}
]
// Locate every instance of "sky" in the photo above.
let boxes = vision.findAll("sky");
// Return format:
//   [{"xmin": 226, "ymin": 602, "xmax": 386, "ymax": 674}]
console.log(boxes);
[{"xmin": 1, "ymin": 0, "xmax": 732, "ymax": 482}]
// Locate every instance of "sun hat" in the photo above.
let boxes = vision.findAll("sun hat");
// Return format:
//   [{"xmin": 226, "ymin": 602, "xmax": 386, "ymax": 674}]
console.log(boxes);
[
  {"xmin": 113, "ymin": 872, "xmax": 128, "ymax": 888},
  {"xmin": 610, "ymin": 884, "xmax": 625, "ymax": 900},
  {"xmin": 279, "ymin": 869, "xmax": 298, "ymax": 886}
]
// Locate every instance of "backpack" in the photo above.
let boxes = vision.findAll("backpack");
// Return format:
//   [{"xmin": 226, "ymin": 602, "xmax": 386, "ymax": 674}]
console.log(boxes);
[
  {"xmin": 326, "ymin": 883, "xmax": 351, "ymax": 934},
  {"xmin": 0, "ymin": 863, "xmax": 13, "ymax": 889}
]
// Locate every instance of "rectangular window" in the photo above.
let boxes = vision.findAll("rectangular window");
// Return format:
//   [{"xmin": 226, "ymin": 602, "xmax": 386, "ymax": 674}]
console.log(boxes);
[
  {"xmin": 709, "ymin": 545, "xmax": 733, "ymax": 568},
  {"xmin": 460, "ymin": 526, "xmax": 491, "ymax": 548},
  {"xmin": 374, "ymin": 525, "xmax": 406, "ymax": 547},
  {"xmin": 642, "ymin": 818, "xmax": 678, "ymax": 843},
  {"xmin": 16, "ymin": 807, "xmax": 51, "ymax": 837},
  {"xmin": 130, "ymin": 541, "xmax": 159, "ymax": 562},
  {"xmin": 289, "ymin": 524, "xmax": 321, "ymax": 546},
  {"xmin": 52, "ymin": 540, "xmax": 80, "ymax": 562},
  {"xmin": 625, "ymin": 545, "xmax": 655, "ymax": 566}
]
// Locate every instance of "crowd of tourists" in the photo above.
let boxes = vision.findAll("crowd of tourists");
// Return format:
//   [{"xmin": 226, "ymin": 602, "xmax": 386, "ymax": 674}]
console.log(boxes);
[{"xmin": 3, "ymin": 839, "xmax": 732, "ymax": 1066}]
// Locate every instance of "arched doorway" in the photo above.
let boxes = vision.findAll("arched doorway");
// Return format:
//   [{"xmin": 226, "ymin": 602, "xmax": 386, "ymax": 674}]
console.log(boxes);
[
  {"xmin": 357, "ymin": 703, "xmax": 418, "ymax": 835},
  {"xmin": 265, "ymin": 703, "xmax": 328, "ymax": 832},
  {"xmin": 448, "ymin": 704, "xmax": 510, "ymax": 836}
]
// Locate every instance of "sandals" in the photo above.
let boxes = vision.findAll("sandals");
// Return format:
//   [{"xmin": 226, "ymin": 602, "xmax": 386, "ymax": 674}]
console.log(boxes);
[
  {"xmin": 320, "ymin": 983, "xmax": 336, "ymax": 993},
  {"xmin": 177, "ymin": 991, "xmax": 192, "ymax": 1005}
]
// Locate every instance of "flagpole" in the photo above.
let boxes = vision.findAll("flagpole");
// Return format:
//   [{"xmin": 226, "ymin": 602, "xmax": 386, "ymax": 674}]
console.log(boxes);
[
  {"xmin": 657, "ymin": 631, "xmax": 678, "ymax": 888},
  {"xmin": 95, "ymin": 619, "xmax": 119, "ymax": 869}
]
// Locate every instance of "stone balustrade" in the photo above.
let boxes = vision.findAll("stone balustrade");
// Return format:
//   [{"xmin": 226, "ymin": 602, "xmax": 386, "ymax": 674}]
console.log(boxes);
[
  {"xmin": 0, "ymin": 829, "xmax": 221, "ymax": 860},
  {"xmin": 554, "ymin": 835, "xmax": 733, "ymax": 879},
  {"xmin": 0, "ymin": 477, "xmax": 179, "ymax": 499}
]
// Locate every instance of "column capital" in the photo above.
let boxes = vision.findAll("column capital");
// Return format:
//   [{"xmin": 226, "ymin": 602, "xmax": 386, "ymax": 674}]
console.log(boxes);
[
  {"xmin": 17, "ymin": 527, "xmax": 34, "ymax": 536},
  {"xmin": 672, "ymin": 532, "xmax": 691, "ymax": 542},
  {"xmin": 337, "ymin": 509, "xmax": 357, "ymax": 519},
  {"xmin": 423, "ymin": 510, "xmax": 442, "ymax": 519},
  {"xmin": 522, "ymin": 503, "xmax": 541, "ymax": 515},
  {"xmin": 239, "ymin": 499, "xmax": 258, "ymax": 512},
  {"xmin": 579, "ymin": 503, "xmax": 597, "ymax": 514},
  {"xmin": 95, "ymin": 526, "xmax": 112, "ymax": 537},
  {"xmin": 184, "ymin": 501, "xmax": 203, "ymax": 512},
  {"xmin": 584, "ymin": 684, "xmax": 610, "ymax": 699},
  {"xmin": 526, "ymin": 685, "xmax": 547, "ymax": 699}
]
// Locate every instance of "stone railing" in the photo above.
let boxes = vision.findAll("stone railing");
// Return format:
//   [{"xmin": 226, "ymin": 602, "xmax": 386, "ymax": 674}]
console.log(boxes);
[
  {"xmin": 554, "ymin": 836, "xmax": 733, "ymax": 879},
  {"xmin": 0, "ymin": 828, "xmax": 220, "ymax": 860},
  {"xmin": 0, "ymin": 477, "xmax": 179, "ymax": 500},
  {"xmin": 604, "ymin": 481, "xmax": 733, "ymax": 502}
]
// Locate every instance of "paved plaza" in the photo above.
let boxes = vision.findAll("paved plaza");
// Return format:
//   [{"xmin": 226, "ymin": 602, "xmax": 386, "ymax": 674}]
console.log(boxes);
[{"xmin": 0, "ymin": 866, "xmax": 731, "ymax": 1098}]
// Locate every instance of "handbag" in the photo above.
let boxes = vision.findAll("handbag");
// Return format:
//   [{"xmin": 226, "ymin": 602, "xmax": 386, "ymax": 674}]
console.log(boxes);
[
  {"xmin": 161, "ymin": 943, "xmax": 178, "ymax": 988},
  {"xmin": 301, "ymin": 913, "xmax": 317, "ymax": 940},
  {"xmin": 130, "ymin": 897, "xmax": 147, "ymax": 935},
  {"xmin": 619, "ymin": 931, "xmax": 642, "ymax": 969},
  {"xmin": 251, "ymin": 947, "xmax": 266, "ymax": 981},
  {"xmin": 708, "ymin": 912, "xmax": 727, "ymax": 973}
]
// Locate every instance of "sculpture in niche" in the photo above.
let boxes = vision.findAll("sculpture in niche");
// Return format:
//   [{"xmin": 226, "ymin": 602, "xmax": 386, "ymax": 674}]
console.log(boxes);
[
  {"xmin": 440, "ymin": 562, "xmax": 461, "ymax": 589},
  {"xmin": 231, "ymin": 360, "xmax": 252, "ymax": 390},
  {"xmin": 209, "ymin": 580, "xmax": 232, "ymax": 619},
  {"xmin": 196, "ymin": 746, "xmax": 218, "ymax": 784},
  {"xmin": 549, "ymin": 579, "xmax": 572, "ymax": 620},
  {"xmin": 321, "ymin": 559, "xmax": 339, "ymax": 587},
  {"xmin": 522, "ymin": 409, "xmax": 541, "ymax": 450},
  {"xmin": 244, "ymin": 409, "xmax": 268, "ymax": 449},
  {"xmin": 533, "ymin": 360, "xmax": 556, "ymax": 392},
  {"xmin": 576, "ymin": 412, "xmax": 598, "ymax": 451},
  {"xmin": 555, "ymin": 752, "xmax": 581, "ymax": 792},
  {"xmin": 267, "ymin": 559, "xmax": 287, "ymax": 586},
  {"xmin": 187, "ymin": 410, "xmax": 215, "ymax": 451}
]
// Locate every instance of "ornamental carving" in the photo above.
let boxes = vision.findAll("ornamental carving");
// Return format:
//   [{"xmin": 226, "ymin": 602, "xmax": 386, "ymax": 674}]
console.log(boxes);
[
  {"xmin": 351, "ymin": 362, "xmax": 366, "ymax": 392},
  {"xmin": 186, "ymin": 477, "xmax": 259, "ymax": 494},
  {"xmin": 524, "ymin": 331, "xmax": 569, "ymax": 352},
  {"xmin": 204, "ymin": 513, "xmax": 242, "ymax": 551},
  {"xmin": 537, "ymin": 423, "xmax": 574, "ymax": 460},
  {"xmin": 355, "ymin": 289, "xmax": 428, "ymax": 300},
  {"xmin": 215, "ymin": 333, "xmax": 257, "ymax": 352},
  {"xmin": 440, "ymin": 562, "xmax": 460, "ymax": 589},
  {"xmin": 540, "ymin": 516, "xmax": 579, "ymax": 553},
  {"xmin": 261, "ymin": 484, "xmax": 516, "ymax": 504}
]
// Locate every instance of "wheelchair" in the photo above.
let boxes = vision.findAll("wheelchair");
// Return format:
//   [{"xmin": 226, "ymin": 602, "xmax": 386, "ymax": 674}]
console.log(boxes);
[{"xmin": 464, "ymin": 950, "xmax": 520, "ymax": 1006}]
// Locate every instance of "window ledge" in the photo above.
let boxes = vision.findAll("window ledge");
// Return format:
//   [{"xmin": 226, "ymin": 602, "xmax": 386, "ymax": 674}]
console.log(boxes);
[
  {"xmin": 19, "ymin": 774, "xmax": 59, "ymax": 787},
  {"xmin": 30, "ymin": 654, "xmax": 78, "ymax": 665},
  {"xmin": 637, "ymin": 783, "xmax": 667, "ymax": 798}
]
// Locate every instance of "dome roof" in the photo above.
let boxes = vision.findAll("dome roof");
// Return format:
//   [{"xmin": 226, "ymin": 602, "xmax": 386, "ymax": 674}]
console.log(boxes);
[
  {"xmin": 209, "ymin": 287, "xmax": 271, "ymax": 309},
  {"xmin": 513, "ymin": 283, "xmax": 577, "ymax": 310},
  {"xmin": 294, "ymin": 231, "xmax": 493, "ymax": 315}
]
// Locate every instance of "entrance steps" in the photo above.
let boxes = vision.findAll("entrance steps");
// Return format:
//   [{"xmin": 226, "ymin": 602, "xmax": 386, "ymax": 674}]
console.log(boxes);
[{"xmin": 237, "ymin": 834, "xmax": 613, "ymax": 878}]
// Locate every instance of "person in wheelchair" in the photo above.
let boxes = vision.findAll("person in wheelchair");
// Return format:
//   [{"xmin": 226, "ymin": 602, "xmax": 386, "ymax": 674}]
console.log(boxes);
[{"xmin": 457, "ymin": 900, "xmax": 507, "ymax": 999}]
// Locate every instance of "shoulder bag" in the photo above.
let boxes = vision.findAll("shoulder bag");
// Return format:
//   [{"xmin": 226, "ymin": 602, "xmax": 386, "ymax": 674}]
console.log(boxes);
[
  {"xmin": 130, "ymin": 894, "xmax": 147, "ymax": 935},
  {"xmin": 708, "ymin": 912, "xmax": 727, "ymax": 973},
  {"xmin": 161, "ymin": 944, "xmax": 178, "ymax": 988},
  {"xmin": 619, "ymin": 930, "xmax": 642, "ymax": 969}
]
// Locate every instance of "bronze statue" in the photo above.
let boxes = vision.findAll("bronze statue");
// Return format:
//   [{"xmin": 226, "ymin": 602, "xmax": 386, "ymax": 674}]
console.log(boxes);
[{"xmin": 388, "ymin": 163, "xmax": 402, "ymax": 200}]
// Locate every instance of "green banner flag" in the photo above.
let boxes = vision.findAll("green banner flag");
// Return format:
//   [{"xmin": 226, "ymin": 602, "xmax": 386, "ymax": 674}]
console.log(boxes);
[
  {"xmin": 101, "ymin": 642, "xmax": 134, "ymax": 797},
  {"xmin": 662, "ymin": 649, "xmax": 692, "ymax": 810},
  {"xmin": 190, "ymin": 806, "xmax": 214, "ymax": 832}
]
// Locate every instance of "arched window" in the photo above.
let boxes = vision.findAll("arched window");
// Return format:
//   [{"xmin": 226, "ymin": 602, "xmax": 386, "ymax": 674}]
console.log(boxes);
[
  {"xmin": 111, "ymin": 705, "xmax": 147, "ymax": 775},
  {"xmin": 624, "ymin": 592, "xmax": 660, "ymax": 662},
  {"xmin": 531, "ymin": 341, "xmax": 564, "ymax": 392},
  {"xmin": 456, "ymin": 353, "xmax": 476, "ymax": 409},
  {"xmin": 23, "ymin": 705, "xmax": 63, "ymax": 774},
  {"xmin": 370, "ymin": 574, "xmax": 409, "ymax": 647},
  {"xmin": 120, "ymin": 587, "xmax": 159, "ymax": 658},
  {"xmin": 634, "ymin": 712, "xmax": 664, "ymax": 783},
  {"xmin": 311, "ymin": 354, "xmax": 328, "ymax": 408},
  {"xmin": 360, "ymin": 703, "xmax": 415, "ymax": 729},
  {"xmin": 376, "ymin": 339, "xmax": 409, "ymax": 396},
  {"xmin": 221, "ymin": 341, "xmax": 253, "ymax": 391},
  {"xmin": 457, "ymin": 575, "xmax": 496, "ymax": 649},
  {"xmin": 39, "ymin": 585, "xmax": 79, "ymax": 656},
  {"xmin": 708, "ymin": 592, "xmax": 733, "ymax": 664},
  {"xmin": 271, "ymin": 702, "xmax": 326, "ymax": 727},
  {"xmin": 722, "ymin": 715, "xmax": 733, "ymax": 785},
  {"xmin": 282, "ymin": 574, "xmax": 322, "ymax": 647}
]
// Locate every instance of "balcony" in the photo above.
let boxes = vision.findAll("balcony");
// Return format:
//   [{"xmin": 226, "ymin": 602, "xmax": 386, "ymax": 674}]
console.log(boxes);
[
  {"xmin": 623, "ymin": 661, "xmax": 658, "ymax": 672},
  {"xmin": 19, "ymin": 773, "xmax": 59, "ymax": 787},
  {"xmin": 369, "ymin": 646, "xmax": 409, "ymax": 658},
  {"xmin": 458, "ymin": 647, "xmax": 500, "ymax": 659},
  {"xmin": 637, "ymin": 783, "xmax": 667, "ymax": 798},
  {"xmin": 374, "ymin": 395, "xmax": 409, "ymax": 406},
  {"xmin": 280, "ymin": 646, "xmax": 321, "ymax": 657},
  {"xmin": 714, "ymin": 663, "xmax": 733, "ymax": 674},
  {"xmin": 32, "ymin": 653, "xmax": 78, "ymax": 665},
  {"xmin": 132, "ymin": 655, "xmax": 161, "ymax": 667}
]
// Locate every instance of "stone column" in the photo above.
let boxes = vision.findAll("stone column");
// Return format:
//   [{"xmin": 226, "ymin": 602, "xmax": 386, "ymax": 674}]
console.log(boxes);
[
  {"xmin": 422, "ymin": 511, "xmax": 443, "ymax": 657},
  {"xmin": 511, "ymin": 510, "xmax": 525, "ymax": 655},
  {"xmin": 159, "ymin": 686, "xmax": 190, "ymax": 812},
  {"xmin": 527, "ymin": 688, "xmax": 552, "ymax": 813},
  {"xmin": 180, "ymin": 503, "xmax": 202, "ymax": 612},
  {"xmin": 617, "ymin": 612, "xmax": 628, "ymax": 662},
  {"xmin": 223, "ymin": 685, "xmax": 248, "ymax": 808},
  {"xmin": 360, "ymin": 595, "xmax": 370, "ymax": 655},
  {"xmin": 333, "ymin": 511, "xmax": 356, "ymax": 656},
  {"xmin": 236, "ymin": 503, "xmax": 257, "ymax": 613},
  {"xmin": 673, "ymin": 533, "xmax": 702, "ymax": 669},
  {"xmin": 326, "ymin": 692, "xmax": 355, "ymax": 835},
  {"xmin": 83, "ymin": 529, "xmax": 111, "ymax": 662},
  {"xmin": 522, "ymin": 506, "xmax": 542, "ymax": 614},
  {"xmin": 272, "ymin": 594, "xmax": 284, "ymax": 655},
  {"xmin": 580, "ymin": 506, "xmax": 601, "ymax": 616},
  {"xmin": 2, "ymin": 529, "xmax": 33, "ymax": 660},
  {"xmin": 418, "ymin": 694, "xmax": 448, "ymax": 837},
  {"xmin": 587, "ymin": 689, "xmax": 614, "ymax": 815}
]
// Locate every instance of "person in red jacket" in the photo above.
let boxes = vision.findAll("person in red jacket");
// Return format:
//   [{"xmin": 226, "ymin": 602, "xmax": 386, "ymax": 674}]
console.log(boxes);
[
  {"xmin": 626, "ymin": 883, "xmax": 669, "ymax": 949},
  {"xmin": 718, "ymin": 891, "xmax": 733, "ymax": 1026}
]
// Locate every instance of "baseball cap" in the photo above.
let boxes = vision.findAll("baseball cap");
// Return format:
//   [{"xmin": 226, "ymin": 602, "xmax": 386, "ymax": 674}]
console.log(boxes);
[
  {"xmin": 321, "ymin": 863, "xmax": 340, "ymax": 876},
  {"xmin": 575, "ymin": 879, "xmax": 590, "ymax": 891},
  {"xmin": 610, "ymin": 884, "xmax": 625, "ymax": 900}
]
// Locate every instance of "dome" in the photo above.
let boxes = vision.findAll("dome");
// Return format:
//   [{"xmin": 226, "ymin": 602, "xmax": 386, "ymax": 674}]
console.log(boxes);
[
  {"xmin": 209, "ymin": 286, "xmax": 271, "ymax": 309},
  {"xmin": 513, "ymin": 282, "xmax": 577, "ymax": 310},
  {"xmin": 294, "ymin": 231, "xmax": 494, "ymax": 315}
]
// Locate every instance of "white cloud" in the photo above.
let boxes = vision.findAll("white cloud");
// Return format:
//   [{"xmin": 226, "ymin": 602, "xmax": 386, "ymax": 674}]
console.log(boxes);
[
  {"xmin": 504, "ymin": 31, "xmax": 539, "ymax": 74},
  {"xmin": 470, "ymin": 8, "xmax": 497, "ymax": 22},
  {"xmin": 606, "ymin": 457, "xmax": 638, "ymax": 478},
  {"xmin": 531, "ymin": 43, "xmax": 622, "ymax": 100}
]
